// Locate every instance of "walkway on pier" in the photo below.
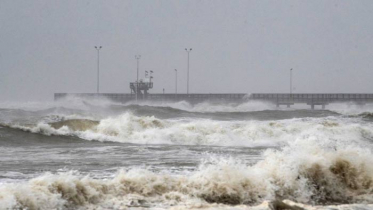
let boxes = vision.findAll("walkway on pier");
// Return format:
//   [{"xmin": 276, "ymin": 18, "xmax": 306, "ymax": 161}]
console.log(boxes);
[
  {"xmin": 250, "ymin": 93, "xmax": 373, "ymax": 109},
  {"xmin": 54, "ymin": 93, "xmax": 246, "ymax": 104},
  {"xmin": 54, "ymin": 93, "xmax": 373, "ymax": 109}
]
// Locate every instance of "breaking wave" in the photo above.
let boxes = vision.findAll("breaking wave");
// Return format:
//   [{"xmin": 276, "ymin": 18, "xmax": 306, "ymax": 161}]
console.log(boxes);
[
  {"xmin": 126, "ymin": 100, "xmax": 276, "ymax": 113},
  {"xmin": 327, "ymin": 103, "xmax": 373, "ymax": 116},
  {"xmin": 357, "ymin": 112, "xmax": 373, "ymax": 120},
  {"xmin": 3, "ymin": 112, "xmax": 373, "ymax": 147},
  {"xmin": 0, "ymin": 141, "xmax": 372, "ymax": 209},
  {"xmin": 1, "ymin": 98, "xmax": 373, "ymax": 117},
  {"xmin": 1, "ymin": 100, "xmax": 373, "ymax": 209}
]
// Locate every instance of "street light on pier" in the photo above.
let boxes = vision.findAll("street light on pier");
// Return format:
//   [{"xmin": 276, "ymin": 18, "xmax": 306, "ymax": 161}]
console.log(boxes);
[
  {"xmin": 290, "ymin": 68, "xmax": 293, "ymax": 96},
  {"xmin": 185, "ymin": 48, "xmax": 192, "ymax": 94},
  {"xmin": 135, "ymin": 55, "xmax": 141, "ymax": 102},
  {"xmin": 94, "ymin": 46, "xmax": 102, "ymax": 93},
  {"xmin": 174, "ymin": 69, "xmax": 178, "ymax": 94}
]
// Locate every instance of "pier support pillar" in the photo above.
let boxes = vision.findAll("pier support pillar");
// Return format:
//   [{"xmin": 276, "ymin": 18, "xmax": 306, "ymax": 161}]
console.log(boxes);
[
  {"xmin": 311, "ymin": 104, "xmax": 315, "ymax": 110},
  {"xmin": 287, "ymin": 104, "xmax": 290, "ymax": 108},
  {"xmin": 322, "ymin": 104, "xmax": 325, "ymax": 110},
  {"xmin": 276, "ymin": 103, "xmax": 279, "ymax": 108}
]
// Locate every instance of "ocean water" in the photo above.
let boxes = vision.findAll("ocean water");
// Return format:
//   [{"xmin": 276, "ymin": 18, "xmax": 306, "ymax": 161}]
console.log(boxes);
[{"xmin": 0, "ymin": 98, "xmax": 372, "ymax": 210}]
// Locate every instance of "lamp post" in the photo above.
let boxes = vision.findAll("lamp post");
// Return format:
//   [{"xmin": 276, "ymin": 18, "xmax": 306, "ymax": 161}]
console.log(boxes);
[
  {"xmin": 135, "ymin": 55, "xmax": 141, "ymax": 102},
  {"xmin": 94, "ymin": 46, "xmax": 102, "ymax": 93},
  {"xmin": 185, "ymin": 48, "xmax": 192, "ymax": 94},
  {"xmin": 290, "ymin": 68, "xmax": 293, "ymax": 96},
  {"xmin": 175, "ymin": 69, "xmax": 178, "ymax": 94}
]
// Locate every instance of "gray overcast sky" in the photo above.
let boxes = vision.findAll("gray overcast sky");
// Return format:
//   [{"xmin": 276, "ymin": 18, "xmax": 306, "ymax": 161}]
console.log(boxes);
[{"xmin": 1, "ymin": 0, "xmax": 373, "ymax": 101}]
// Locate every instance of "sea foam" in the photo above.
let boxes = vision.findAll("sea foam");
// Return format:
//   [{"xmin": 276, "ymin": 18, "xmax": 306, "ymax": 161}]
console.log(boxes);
[{"xmin": 0, "ymin": 142, "xmax": 372, "ymax": 209}]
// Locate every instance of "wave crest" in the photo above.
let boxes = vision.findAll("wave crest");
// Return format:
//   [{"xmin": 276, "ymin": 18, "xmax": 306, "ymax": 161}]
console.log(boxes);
[
  {"xmin": 50, "ymin": 119, "xmax": 99, "ymax": 131},
  {"xmin": 3, "ymin": 113, "xmax": 373, "ymax": 147},
  {"xmin": 0, "ymin": 144, "xmax": 372, "ymax": 209}
]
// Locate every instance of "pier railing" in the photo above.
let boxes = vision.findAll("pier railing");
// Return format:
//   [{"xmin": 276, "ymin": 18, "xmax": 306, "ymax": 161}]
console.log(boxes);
[
  {"xmin": 250, "ymin": 93, "xmax": 373, "ymax": 109},
  {"xmin": 54, "ymin": 93, "xmax": 373, "ymax": 109},
  {"xmin": 251, "ymin": 93, "xmax": 373, "ymax": 102},
  {"xmin": 54, "ymin": 93, "xmax": 247, "ymax": 103}
]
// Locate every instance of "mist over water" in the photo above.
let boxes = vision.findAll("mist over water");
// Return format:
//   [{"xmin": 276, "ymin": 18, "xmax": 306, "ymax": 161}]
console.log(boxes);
[{"xmin": 0, "ymin": 98, "xmax": 372, "ymax": 209}]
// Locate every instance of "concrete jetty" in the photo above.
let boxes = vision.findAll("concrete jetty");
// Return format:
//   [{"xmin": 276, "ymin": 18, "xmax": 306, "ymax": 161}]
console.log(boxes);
[{"xmin": 54, "ymin": 93, "xmax": 373, "ymax": 109}]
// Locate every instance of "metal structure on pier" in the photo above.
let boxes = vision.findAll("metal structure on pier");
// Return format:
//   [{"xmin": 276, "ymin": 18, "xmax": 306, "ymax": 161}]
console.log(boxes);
[{"xmin": 130, "ymin": 70, "xmax": 154, "ymax": 100}]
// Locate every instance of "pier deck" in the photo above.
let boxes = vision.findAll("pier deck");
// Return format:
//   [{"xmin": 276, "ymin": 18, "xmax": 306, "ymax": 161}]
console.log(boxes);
[
  {"xmin": 250, "ymin": 93, "xmax": 373, "ymax": 109},
  {"xmin": 54, "ymin": 93, "xmax": 373, "ymax": 109}
]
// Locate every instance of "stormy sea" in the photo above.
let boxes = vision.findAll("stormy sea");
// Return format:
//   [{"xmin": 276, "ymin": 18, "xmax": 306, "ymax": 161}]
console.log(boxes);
[{"xmin": 0, "ymin": 98, "xmax": 372, "ymax": 210}]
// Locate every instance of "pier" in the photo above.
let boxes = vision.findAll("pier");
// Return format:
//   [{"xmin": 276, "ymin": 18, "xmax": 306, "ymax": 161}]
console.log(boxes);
[
  {"xmin": 51, "ymin": 73, "xmax": 372, "ymax": 109},
  {"xmin": 250, "ymin": 93, "xmax": 373, "ymax": 109},
  {"xmin": 54, "ymin": 93, "xmax": 373, "ymax": 109},
  {"xmin": 54, "ymin": 93, "xmax": 246, "ymax": 104}
]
